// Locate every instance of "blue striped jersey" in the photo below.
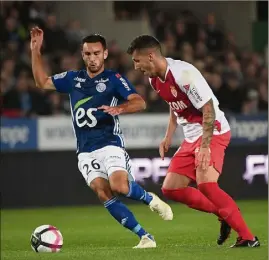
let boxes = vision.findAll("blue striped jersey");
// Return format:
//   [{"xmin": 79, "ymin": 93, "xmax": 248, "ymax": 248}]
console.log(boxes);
[{"xmin": 51, "ymin": 69, "xmax": 137, "ymax": 154}]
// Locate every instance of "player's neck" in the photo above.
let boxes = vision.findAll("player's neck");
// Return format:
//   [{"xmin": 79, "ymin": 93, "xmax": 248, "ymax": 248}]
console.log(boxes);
[
  {"xmin": 156, "ymin": 57, "xmax": 168, "ymax": 82},
  {"xmin": 86, "ymin": 67, "xmax": 105, "ymax": 79}
]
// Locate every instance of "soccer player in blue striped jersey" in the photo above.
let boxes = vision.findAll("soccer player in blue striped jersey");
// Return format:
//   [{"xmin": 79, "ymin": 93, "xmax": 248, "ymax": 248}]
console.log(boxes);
[{"xmin": 30, "ymin": 27, "xmax": 173, "ymax": 248}]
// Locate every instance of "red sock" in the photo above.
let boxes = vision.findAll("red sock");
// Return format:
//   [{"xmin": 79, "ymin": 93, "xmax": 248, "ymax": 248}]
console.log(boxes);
[
  {"xmin": 198, "ymin": 182, "xmax": 254, "ymax": 240},
  {"xmin": 162, "ymin": 187, "xmax": 219, "ymax": 216}
]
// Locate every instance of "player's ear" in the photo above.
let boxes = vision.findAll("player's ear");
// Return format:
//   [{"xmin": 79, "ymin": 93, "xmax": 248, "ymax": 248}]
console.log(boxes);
[
  {"xmin": 104, "ymin": 49, "xmax": 108, "ymax": 60},
  {"xmin": 149, "ymin": 53, "xmax": 153, "ymax": 62}
]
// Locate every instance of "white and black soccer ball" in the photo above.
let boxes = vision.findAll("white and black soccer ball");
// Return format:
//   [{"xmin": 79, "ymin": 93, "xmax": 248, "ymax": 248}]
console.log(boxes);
[{"xmin": 30, "ymin": 225, "xmax": 63, "ymax": 252}]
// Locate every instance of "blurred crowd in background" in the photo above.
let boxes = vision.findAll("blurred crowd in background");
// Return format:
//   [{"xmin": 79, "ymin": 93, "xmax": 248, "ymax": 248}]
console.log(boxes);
[{"xmin": 1, "ymin": 1, "xmax": 268, "ymax": 118}]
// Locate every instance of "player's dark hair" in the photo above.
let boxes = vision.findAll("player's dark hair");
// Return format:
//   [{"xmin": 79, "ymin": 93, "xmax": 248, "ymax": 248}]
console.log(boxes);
[
  {"xmin": 127, "ymin": 35, "xmax": 161, "ymax": 54},
  {"xmin": 82, "ymin": 34, "xmax": 107, "ymax": 50}
]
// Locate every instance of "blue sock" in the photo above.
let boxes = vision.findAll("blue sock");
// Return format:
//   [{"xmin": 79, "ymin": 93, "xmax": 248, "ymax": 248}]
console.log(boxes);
[
  {"xmin": 104, "ymin": 197, "xmax": 148, "ymax": 238},
  {"xmin": 125, "ymin": 181, "xmax": 153, "ymax": 205}
]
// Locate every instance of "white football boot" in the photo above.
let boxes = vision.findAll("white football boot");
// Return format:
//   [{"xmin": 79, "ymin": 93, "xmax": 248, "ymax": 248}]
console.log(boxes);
[
  {"xmin": 133, "ymin": 234, "xmax": 156, "ymax": 249},
  {"xmin": 148, "ymin": 192, "xmax": 173, "ymax": 220}
]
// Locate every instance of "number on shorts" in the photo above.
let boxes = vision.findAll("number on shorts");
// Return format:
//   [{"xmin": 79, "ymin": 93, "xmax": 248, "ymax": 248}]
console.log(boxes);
[
  {"xmin": 82, "ymin": 159, "xmax": 101, "ymax": 176},
  {"xmin": 91, "ymin": 159, "xmax": 101, "ymax": 170},
  {"xmin": 83, "ymin": 164, "xmax": 91, "ymax": 175}
]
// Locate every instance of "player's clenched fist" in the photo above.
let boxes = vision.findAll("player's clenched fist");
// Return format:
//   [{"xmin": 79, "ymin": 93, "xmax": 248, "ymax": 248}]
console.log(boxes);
[
  {"xmin": 159, "ymin": 137, "xmax": 171, "ymax": 160},
  {"xmin": 30, "ymin": 26, "xmax": 44, "ymax": 52}
]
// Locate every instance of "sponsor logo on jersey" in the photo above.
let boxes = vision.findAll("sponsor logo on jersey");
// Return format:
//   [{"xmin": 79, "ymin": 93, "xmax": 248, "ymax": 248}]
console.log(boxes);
[
  {"xmin": 96, "ymin": 82, "xmax": 106, "ymax": 92},
  {"xmin": 170, "ymin": 85, "xmax": 177, "ymax": 97},
  {"xmin": 53, "ymin": 71, "xmax": 67, "ymax": 80},
  {"xmin": 94, "ymin": 78, "xmax": 109, "ymax": 83},
  {"xmin": 168, "ymin": 100, "xmax": 188, "ymax": 110},
  {"xmin": 74, "ymin": 77, "xmax": 86, "ymax": 82},
  {"xmin": 75, "ymin": 82, "xmax": 81, "ymax": 88}
]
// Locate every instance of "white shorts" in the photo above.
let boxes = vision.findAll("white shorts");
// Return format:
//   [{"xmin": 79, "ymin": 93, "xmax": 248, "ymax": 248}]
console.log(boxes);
[{"xmin": 78, "ymin": 145, "xmax": 135, "ymax": 185}]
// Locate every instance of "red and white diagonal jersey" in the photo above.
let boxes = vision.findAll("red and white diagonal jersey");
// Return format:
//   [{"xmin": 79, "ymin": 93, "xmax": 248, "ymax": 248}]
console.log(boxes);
[{"xmin": 149, "ymin": 58, "xmax": 230, "ymax": 142}]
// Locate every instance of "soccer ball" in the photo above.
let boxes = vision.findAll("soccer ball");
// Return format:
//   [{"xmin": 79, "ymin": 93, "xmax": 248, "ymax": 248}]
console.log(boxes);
[{"xmin": 30, "ymin": 225, "xmax": 63, "ymax": 252}]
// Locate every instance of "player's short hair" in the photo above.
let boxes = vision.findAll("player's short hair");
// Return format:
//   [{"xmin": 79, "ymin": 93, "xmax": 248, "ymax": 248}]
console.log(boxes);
[
  {"xmin": 127, "ymin": 35, "xmax": 161, "ymax": 54},
  {"xmin": 82, "ymin": 34, "xmax": 107, "ymax": 50}
]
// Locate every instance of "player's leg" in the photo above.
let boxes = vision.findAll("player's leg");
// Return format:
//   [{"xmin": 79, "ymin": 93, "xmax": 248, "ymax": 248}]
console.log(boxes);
[
  {"xmin": 161, "ymin": 143, "xmax": 232, "ymax": 245},
  {"xmin": 90, "ymin": 177, "xmax": 155, "ymax": 247},
  {"xmin": 161, "ymin": 143, "xmax": 219, "ymax": 216},
  {"xmin": 162, "ymin": 172, "xmax": 218, "ymax": 215},
  {"xmin": 196, "ymin": 133, "xmax": 260, "ymax": 247},
  {"xmin": 78, "ymin": 152, "xmax": 156, "ymax": 248},
  {"xmin": 105, "ymin": 146, "xmax": 173, "ymax": 221}
]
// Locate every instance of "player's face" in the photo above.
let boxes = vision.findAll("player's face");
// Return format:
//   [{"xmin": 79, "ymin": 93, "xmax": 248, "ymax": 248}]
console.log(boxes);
[
  {"xmin": 131, "ymin": 50, "xmax": 157, "ymax": 77},
  {"xmin": 82, "ymin": 42, "xmax": 108, "ymax": 73}
]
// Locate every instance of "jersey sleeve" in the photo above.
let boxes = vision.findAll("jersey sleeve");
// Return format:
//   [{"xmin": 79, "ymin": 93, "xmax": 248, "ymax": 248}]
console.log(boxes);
[
  {"xmin": 113, "ymin": 73, "xmax": 137, "ymax": 100},
  {"xmin": 177, "ymin": 69, "xmax": 212, "ymax": 110},
  {"xmin": 51, "ymin": 71, "xmax": 75, "ymax": 93}
]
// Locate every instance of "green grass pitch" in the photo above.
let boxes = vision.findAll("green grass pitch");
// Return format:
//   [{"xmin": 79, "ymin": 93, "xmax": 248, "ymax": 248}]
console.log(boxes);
[{"xmin": 1, "ymin": 200, "xmax": 268, "ymax": 260}]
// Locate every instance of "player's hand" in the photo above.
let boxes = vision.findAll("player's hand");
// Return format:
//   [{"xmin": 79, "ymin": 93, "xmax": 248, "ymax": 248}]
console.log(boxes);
[
  {"xmin": 159, "ymin": 137, "xmax": 171, "ymax": 160},
  {"xmin": 98, "ymin": 105, "xmax": 124, "ymax": 116},
  {"xmin": 196, "ymin": 147, "xmax": 211, "ymax": 172},
  {"xmin": 30, "ymin": 26, "xmax": 44, "ymax": 52}
]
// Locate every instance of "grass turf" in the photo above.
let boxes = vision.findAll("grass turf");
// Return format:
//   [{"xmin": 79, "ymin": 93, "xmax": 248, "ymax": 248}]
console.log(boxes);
[{"xmin": 1, "ymin": 200, "xmax": 268, "ymax": 260}]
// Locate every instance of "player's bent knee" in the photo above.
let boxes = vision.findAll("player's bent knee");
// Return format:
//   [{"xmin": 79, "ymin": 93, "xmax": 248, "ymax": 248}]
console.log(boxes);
[
  {"xmin": 196, "ymin": 166, "xmax": 219, "ymax": 185},
  {"xmin": 90, "ymin": 177, "xmax": 114, "ymax": 202},
  {"xmin": 162, "ymin": 172, "xmax": 191, "ymax": 190},
  {"xmin": 161, "ymin": 188, "xmax": 176, "ymax": 200},
  {"xmin": 109, "ymin": 170, "xmax": 129, "ymax": 195},
  {"xmin": 110, "ymin": 182, "xmax": 129, "ymax": 195},
  {"xmin": 161, "ymin": 187, "xmax": 188, "ymax": 202}
]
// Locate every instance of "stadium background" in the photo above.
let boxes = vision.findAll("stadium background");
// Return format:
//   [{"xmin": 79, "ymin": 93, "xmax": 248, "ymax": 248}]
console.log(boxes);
[{"xmin": 1, "ymin": 1, "xmax": 268, "ymax": 260}]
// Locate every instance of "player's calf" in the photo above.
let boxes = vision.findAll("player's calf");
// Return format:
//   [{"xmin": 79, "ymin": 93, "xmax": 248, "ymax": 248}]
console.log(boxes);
[
  {"xmin": 197, "ymin": 167, "xmax": 255, "ymax": 242},
  {"xmin": 104, "ymin": 196, "xmax": 155, "ymax": 247}
]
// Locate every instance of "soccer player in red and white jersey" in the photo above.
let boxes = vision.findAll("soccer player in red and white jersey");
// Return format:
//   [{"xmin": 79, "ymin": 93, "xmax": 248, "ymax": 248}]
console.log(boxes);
[{"xmin": 127, "ymin": 35, "xmax": 260, "ymax": 248}]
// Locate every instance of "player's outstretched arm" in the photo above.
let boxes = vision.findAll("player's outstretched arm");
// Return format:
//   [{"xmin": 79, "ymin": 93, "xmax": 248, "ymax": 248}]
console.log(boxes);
[{"xmin": 30, "ymin": 27, "xmax": 55, "ymax": 90}]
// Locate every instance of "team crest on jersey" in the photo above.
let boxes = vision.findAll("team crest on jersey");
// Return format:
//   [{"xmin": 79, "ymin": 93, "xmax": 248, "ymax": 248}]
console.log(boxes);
[
  {"xmin": 170, "ymin": 85, "xmax": 177, "ymax": 97},
  {"xmin": 96, "ymin": 82, "xmax": 106, "ymax": 92}
]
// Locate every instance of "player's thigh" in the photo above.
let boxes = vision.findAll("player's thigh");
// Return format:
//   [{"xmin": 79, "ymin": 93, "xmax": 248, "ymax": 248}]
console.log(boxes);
[
  {"xmin": 196, "ymin": 166, "xmax": 220, "ymax": 185},
  {"xmin": 196, "ymin": 132, "xmax": 230, "ymax": 185},
  {"xmin": 162, "ymin": 172, "xmax": 192, "ymax": 189}
]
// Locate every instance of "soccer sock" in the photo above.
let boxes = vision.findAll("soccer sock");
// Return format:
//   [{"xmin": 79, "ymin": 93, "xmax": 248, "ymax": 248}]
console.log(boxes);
[
  {"xmin": 104, "ymin": 197, "xmax": 148, "ymax": 238},
  {"xmin": 198, "ymin": 182, "xmax": 254, "ymax": 240},
  {"xmin": 125, "ymin": 181, "xmax": 153, "ymax": 205},
  {"xmin": 162, "ymin": 187, "xmax": 219, "ymax": 216}
]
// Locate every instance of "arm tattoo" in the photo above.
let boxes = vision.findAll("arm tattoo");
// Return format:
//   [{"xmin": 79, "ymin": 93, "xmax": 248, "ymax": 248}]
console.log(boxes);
[{"xmin": 201, "ymin": 99, "xmax": 215, "ymax": 148}]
